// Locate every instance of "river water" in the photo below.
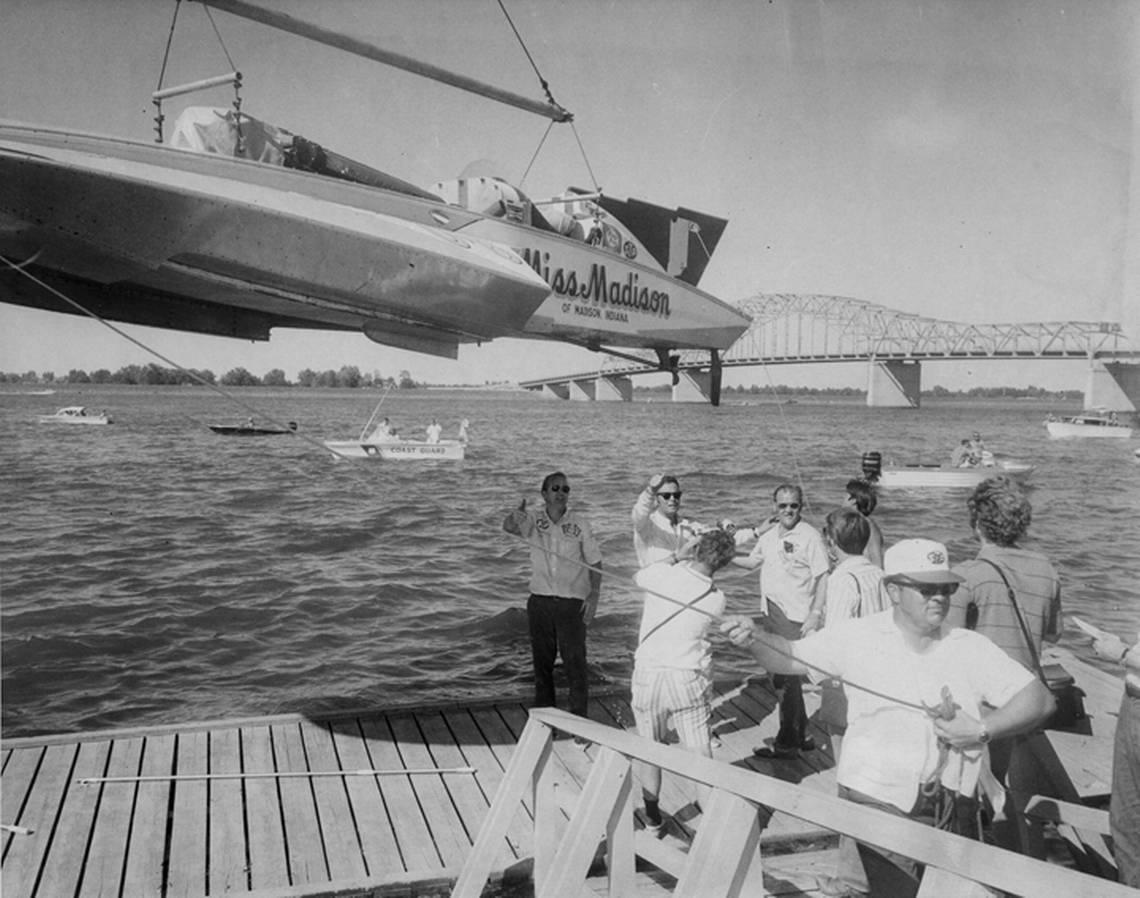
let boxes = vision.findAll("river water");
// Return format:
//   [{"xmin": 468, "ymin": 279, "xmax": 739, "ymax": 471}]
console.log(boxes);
[{"xmin": 2, "ymin": 386, "xmax": 1137, "ymax": 738}]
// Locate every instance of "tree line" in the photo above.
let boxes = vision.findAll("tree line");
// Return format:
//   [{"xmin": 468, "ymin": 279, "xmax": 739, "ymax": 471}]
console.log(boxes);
[{"xmin": 0, "ymin": 364, "xmax": 422, "ymax": 389}]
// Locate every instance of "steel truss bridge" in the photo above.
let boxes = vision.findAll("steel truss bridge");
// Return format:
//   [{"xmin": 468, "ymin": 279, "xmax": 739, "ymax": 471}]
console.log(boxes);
[{"xmin": 521, "ymin": 293, "xmax": 1138, "ymax": 406}]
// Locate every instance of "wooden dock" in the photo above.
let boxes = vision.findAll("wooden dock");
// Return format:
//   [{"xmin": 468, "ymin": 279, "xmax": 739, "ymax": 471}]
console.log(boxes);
[{"xmin": 0, "ymin": 645, "xmax": 1124, "ymax": 897}]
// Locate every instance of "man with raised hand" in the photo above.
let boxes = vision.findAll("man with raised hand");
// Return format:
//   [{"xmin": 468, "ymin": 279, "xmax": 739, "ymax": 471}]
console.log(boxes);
[{"xmin": 504, "ymin": 471, "xmax": 602, "ymax": 723}]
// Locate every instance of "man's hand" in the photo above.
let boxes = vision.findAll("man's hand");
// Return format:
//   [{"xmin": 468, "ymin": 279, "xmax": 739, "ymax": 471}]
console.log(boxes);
[
  {"xmin": 932, "ymin": 712, "xmax": 985, "ymax": 749},
  {"xmin": 720, "ymin": 615, "xmax": 755, "ymax": 646},
  {"xmin": 583, "ymin": 593, "xmax": 599, "ymax": 624},
  {"xmin": 648, "ymin": 473, "xmax": 665, "ymax": 494},
  {"xmin": 1092, "ymin": 632, "xmax": 1130, "ymax": 664},
  {"xmin": 800, "ymin": 610, "xmax": 822, "ymax": 637}
]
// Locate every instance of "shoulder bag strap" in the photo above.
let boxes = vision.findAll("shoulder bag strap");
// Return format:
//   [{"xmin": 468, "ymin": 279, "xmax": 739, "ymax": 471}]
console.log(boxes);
[
  {"xmin": 851, "ymin": 572, "xmax": 863, "ymax": 616},
  {"xmin": 638, "ymin": 581, "xmax": 716, "ymax": 647},
  {"xmin": 976, "ymin": 557, "xmax": 1046, "ymax": 682}
]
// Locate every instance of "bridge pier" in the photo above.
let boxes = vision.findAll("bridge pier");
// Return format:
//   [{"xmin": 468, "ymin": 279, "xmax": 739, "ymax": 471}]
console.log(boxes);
[
  {"xmin": 1086, "ymin": 361, "xmax": 1140, "ymax": 411},
  {"xmin": 541, "ymin": 383, "xmax": 569, "ymax": 400},
  {"xmin": 568, "ymin": 378, "xmax": 596, "ymax": 401},
  {"xmin": 672, "ymin": 368, "xmax": 711, "ymax": 403},
  {"xmin": 595, "ymin": 375, "xmax": 632, "ymax": 402},
  {"xmin": 867, "ymin": 359, "xmax": 921, "ymax": 408}
]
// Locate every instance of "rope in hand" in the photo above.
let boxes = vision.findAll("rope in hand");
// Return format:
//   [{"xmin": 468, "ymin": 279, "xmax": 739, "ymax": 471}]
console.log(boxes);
[{"xmin": 502, "ymin": 523, "xmax": 942, "ymax": 718}]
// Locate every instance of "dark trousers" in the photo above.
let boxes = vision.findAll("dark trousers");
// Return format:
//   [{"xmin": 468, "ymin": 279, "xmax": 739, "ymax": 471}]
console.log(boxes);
[
  {"xmin": 527, "ymin": 594, "xmax": 588, "ymax": 717},
  {"xmin": 841, "ymin": 785, "xmax": 980, "ymax": 898},
  {"xmin": 765, "ymin": 601, "xmax": 807, "ymax": 747}
]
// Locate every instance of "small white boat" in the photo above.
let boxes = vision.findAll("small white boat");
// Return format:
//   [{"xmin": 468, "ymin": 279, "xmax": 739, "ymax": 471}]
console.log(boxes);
[
  {"xmin": 324, "ymin": 439, "xmax": 465, "ymax": 460},
  {"xmin": 1045, "ymin": 411, "xmax": 1132, "ymax": 439},
  {"xmin": 37, "ymin": 406, "xmax": 112, "ymax": 425},
  {"xmin": 877, "ymin": 459, "xmax": 1035, "ymax": 489}
]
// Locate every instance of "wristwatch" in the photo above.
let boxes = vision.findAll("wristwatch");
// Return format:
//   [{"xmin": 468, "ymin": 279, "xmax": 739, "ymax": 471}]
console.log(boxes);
[{"xmin": 977, "ymin": 722, "xmax": 991, "ymax": 746}]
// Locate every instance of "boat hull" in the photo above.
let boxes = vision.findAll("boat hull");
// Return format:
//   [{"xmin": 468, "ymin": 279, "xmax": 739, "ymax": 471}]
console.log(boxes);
[
  {"xmin": 0, "ymin": 122, "xmax": 550, "ymax": 356},
  {"xmin": 0, "ymin": 121, "xmax": 750, "ymax": 357},
  {"xmin": 37, "ymin": 407, "xmax": 111, "ymax": 425},
  {"xmin": 209, "ymin": 425, "xmax": 295, "ymax": 436},
  {"xmin": 323, "ymin": 439, "xmax": 465, "ymax": 460},
  {"xmin": 878, "ymin": 461, "xmax": 1035, "ymax": 489},
  {"xmin": 1045, "ymin": 421, "xmax": 1132, "ymax": 439}
]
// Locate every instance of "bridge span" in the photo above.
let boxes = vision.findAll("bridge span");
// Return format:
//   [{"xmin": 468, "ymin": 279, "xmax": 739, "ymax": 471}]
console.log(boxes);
[{"xmin": 520, "ymin": 293, "xmax": 1140, "ymax": 409}]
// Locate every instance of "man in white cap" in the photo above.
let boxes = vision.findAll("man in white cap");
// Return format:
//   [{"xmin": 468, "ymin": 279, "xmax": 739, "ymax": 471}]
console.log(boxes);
[{"xmin": 721, "ymin": 538, "xmax": 1055, "ymax": 898}]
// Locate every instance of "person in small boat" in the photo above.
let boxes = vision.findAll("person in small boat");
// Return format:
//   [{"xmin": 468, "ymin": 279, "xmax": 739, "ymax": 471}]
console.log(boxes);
[
  {"xmin": 950, "ymin": 439, "xmax": 974, "ymax": 468},
  {"xmin": 731, "ymin": 484, "xmax": 829, "ymax": 759},
  {"xmin": 945, "ymin": 476, "xmax": 1062, "ymax": 855},
  {"xmin": 457, "ymin": 418, "xmax": 470, "ymax": 443},
  {"xmin": 968, "ymin": 431, "xmax": 989, "ymax": 465},
  {"xmin": 367, "ymin": 416, "xmax": 398, "ymax": 443},
  {"xmin": 1089, "ymin": 627, "xmax": 1140, "ymax": 888},
  {"xmin": 813, "ymin": 508, "xmax": 887, "ymax": 898},
  {"xmin": 425, "ymin": 418, "xmax": 442, "ymax": 444},
  {"xmin": 721, "ymin": 538, "xmax": 1055, "ymax": 898},
  {"xmin": 844, "ymin": 478, "xmax": 884, "ymax": 568},
  {"xmin": 503, "ymin": 472, "xmax": 603, "ymax": 723},
  {"xmin": 631, "ymin": 528, "xmax": 736, "ymax": 837}
]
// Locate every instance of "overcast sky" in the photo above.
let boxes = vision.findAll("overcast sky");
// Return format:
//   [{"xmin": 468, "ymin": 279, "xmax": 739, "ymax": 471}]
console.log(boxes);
[{"xmin": 1, "ymin": 0, "xmax": 1136, "ymax": 390}]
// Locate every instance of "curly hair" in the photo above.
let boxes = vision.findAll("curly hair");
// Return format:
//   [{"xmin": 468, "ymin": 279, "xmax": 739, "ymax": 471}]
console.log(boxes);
[
  {"xmin": 968, "ymin": 476, "xmax": 1031, "ymax": 546},
  {"xmin": 694, "ymin": 529, "xmax": 738, "ymax": 573}
]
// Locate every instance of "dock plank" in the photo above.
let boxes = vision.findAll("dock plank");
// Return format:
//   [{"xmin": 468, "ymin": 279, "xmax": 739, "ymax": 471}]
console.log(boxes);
[
  {"xmin": 166, "ymin": 730, "xmax": 208, "ymax": 898},
  {"xmin": 443, "ymin": 707, "xmax": 535, "ymax": 859},
  {"xmin": 299, "ymin": 719, "xmax": 369, "ymax": 883},
  {"xmin": 1, "ymin": 743, "xmax": 68, "ymax": 898},
  {"xmin": 208, "ymin": 726, "xmax": 248, "ymax": 895},
  {"xmin": 325, "ymin": 718, "xmax": 404, "ymax": 878},
  {"xmin": 417, "ymin": 710, "xmax": 516, "ymax": 868},
  {"xmin": 271, "ymin": 721, "xmax": 329, "ymax": 887},
  {"xmin": 388, "ymin": 712, "xmax": 472, "ymax": 868},
  {"xmin": 241, "ymin": 725, "xmax": 290, "ymax": 892},
  {"xmin": 78, "ymin": 736, "xmax": 143, "ymax": 898},
  {"xmin": 1, "ymin": 745, "xmax": 42, "ymax": 860},
  {"xmin": 34, "ymin": 739, "xmax": 110, "ymax": 898},
  {"xmin": 121, "ymin": 733, "xmax": 176, "ymax": 898},
  {"xmin": 357, "ymin": 716, "xmax": 440, "ymax": 872}
]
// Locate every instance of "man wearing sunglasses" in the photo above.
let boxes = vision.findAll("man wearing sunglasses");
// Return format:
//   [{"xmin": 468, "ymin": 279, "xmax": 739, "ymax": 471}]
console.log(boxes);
[
  {"xmin": 721, "ymin": 539, "xmax": 1054, "ymax": 898},
  {"xmin": 504, "ymin": 471, "xmax": 603, "ymax": 722},
  {"xmin": 733, "ymin": 484, "xmax": 829, "ymax": 758},
  {"xmin": 632, "ymin": 473, "xmax": 703, "ymax": 567}
]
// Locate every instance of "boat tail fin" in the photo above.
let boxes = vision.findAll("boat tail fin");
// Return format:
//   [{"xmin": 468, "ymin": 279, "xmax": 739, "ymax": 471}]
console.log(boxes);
[{"xmin": 597, "ymin": 196, "xmax": 727, "ymax": 286}]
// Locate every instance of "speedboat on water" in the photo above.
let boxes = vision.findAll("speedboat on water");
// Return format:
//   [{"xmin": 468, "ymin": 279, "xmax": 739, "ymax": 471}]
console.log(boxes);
[
  {"xmin": 1044, "ymin": 410, "xmax": 1132, "ymax": 439},
  {"xmin": 37, "ymin": 406, "xmax": 112, "ymax": 425},
  {"xmin": 860, "ymin": 450, "xmax": 1035, "ymax": 489},
  {"xmin": 208, "ymin": 420, "xmax": 297, "ymax": 436}
]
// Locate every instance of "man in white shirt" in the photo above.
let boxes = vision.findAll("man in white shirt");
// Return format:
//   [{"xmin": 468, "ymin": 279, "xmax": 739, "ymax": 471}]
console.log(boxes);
[
  {"xmin": 503, "ymin": 472, "xmax": 603, "ymax": 719},
  {"xmin": 733, "ymin": 484, "xmax": 829, "ymax": 758},
  {"xmin": 722, "ymin": 539, "xmax": 1054, "ymax": 898}
]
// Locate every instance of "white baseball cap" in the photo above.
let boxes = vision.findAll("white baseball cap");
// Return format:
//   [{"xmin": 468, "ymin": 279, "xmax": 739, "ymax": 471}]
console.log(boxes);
[{"xmin": 883, "ymin": 539, "xmax": 965, "ymax": 585}]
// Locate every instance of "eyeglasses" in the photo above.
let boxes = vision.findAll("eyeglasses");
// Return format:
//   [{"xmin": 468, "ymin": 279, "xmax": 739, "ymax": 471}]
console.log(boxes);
[
  {"xmin": 657, "ymin": 492, "xmax": 682, "ymax": 500},
  {"xmin": 777, "ymin": 502, "xmax": 800, "ymax": 510},
  {"xmin": 548, "ymin": 484, "xmax": 570, "ymax": 493},
  {"xmin": 897, "ymin": 581, "xmax": 959, "ymax": 597}
]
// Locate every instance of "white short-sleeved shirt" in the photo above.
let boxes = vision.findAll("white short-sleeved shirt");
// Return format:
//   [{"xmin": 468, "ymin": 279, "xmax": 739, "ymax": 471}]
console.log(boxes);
[
  {"xmin": 517, "ymin": 508, "xmax": 602, "ymax": 599},
  {"xmin": 633, "ymin": 562, "xmax": 727, "ymax": 673},
  {"xmin": 747, "ymin": 520, "xmax": 829, "ymax": 621},
  {"xmin": 794, "ymin": 611, "xmax": 1035, "ymax": 812}
]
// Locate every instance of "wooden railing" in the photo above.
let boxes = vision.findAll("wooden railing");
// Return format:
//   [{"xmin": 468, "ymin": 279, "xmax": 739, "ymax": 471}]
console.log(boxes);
[{"xmin": 453, "ymin": 708, "xmax": 1132, "ymax": 898}]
